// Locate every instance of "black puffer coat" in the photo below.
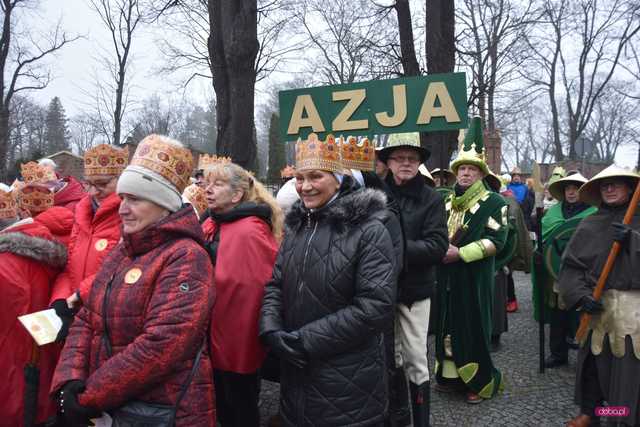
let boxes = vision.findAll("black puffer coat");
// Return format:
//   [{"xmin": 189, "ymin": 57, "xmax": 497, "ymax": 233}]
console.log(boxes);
[
  {"xmin": 260, "ymin": 180, "xmax": 396, "ymax": 427},
  {"xmin": 385, "ymin": 173, "xmax": 448, "ymax": 304}
]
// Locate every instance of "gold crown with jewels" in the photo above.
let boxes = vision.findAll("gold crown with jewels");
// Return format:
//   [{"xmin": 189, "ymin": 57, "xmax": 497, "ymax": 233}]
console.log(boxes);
[
  {"xmin": 20, "ymin": 162, "xmax": 57, "ymax": 184},
  {"xmin": 295, "ymin": 133, "xmax": 342, "ymax": 172},
  {"xmin": 198, "ymin": 154, "xmax": 232, "ymax": 171},
  {"xmin": 84, "ymin": 144, "xmax": 128, "ymax": 177},
  {"xmin": 182, "ymin": 183, "xmax": 208, "ymax": 218},
  {"xmin": 339, "ymin": 136, "xmax": 375, "ymax": 172},
  {"xmin": 0, "ymin": 189, "xmax": 18, "ymax": 220},
  {"xmin": 19, "ymin": 184, "xmax": 54, "ymax": 215},
  {"xmin": 131, "ymin": 134, "xmax": 194, "ymax": 193}
]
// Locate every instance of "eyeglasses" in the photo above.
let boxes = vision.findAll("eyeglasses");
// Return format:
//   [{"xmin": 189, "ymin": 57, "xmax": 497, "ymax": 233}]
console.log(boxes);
[
  {"xmin": 86, "ymin": 178, "xmax": 115, "ymax": 190},
  {"xmin": 388, "ymin": 155, "xmax": 421, "ymax": 164},
  {"xmin": 599, "ymin": 181, "xmax": 626, "ymax": 190}
]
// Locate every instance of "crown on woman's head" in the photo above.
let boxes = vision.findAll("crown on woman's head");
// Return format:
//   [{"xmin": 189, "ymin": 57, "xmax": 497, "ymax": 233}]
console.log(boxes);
[
  {"xmin": 340, "ymin": 136, "xmax": 375, "ymax": 172},
  {"xmin": 131, "ymin": 134, "xmax": 194, "ymax": 193},
  {"xmin": 84, "ymin": 144, "xmax": 128, "ymax": 177},
  {"xmin": 20, "ymin": 162, "xmax": 57, "ymax": 184},
  {"xmin": 295, "ymin": 133, "xmax": 342, "ymax": 172},
  {"xmin": 19, "ymin": 184, "xmax": 54, "ymax": 214},
  {"xmin": 0, "ymin": 189, "xmax": 17, "ymax": 220},
  {"xmin": 198, "ymin": 154, "xmax": 232, "ymax": 170}
]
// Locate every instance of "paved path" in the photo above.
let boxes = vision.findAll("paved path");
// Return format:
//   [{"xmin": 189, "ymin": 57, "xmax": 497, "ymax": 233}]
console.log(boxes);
[{"xmin": 258, "ymin": 271, "xmax": 584, "ymax": 426}]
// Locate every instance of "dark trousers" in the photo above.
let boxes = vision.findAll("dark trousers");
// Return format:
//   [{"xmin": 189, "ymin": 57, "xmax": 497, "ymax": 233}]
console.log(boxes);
[
  {"xmin": 213, "ymin": 369, "xmax": 260, "ymax": 427},
  {"xmin": 507, "ymin": 270, "xmax": 516, "ymax": 302},
  {"xmin": 549, "ymin": 306, "xmax": 570, "ymax": 360},
  {"xmin": 549, "ymin": 305, "xmax": 579, "ymax": 360},
  {"xmin": 580, "ymin": 353, "xmax": 604, "ymax": 418}
]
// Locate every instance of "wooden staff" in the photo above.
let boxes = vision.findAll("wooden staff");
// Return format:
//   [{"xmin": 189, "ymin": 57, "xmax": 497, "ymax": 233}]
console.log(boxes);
[{"xmin": 575, "ymin": 178, "xmax": 640, "ymax": 341}]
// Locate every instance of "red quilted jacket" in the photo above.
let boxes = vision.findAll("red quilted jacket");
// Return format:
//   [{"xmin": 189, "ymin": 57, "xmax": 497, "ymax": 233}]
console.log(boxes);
[
  {"xmin": 34, "ymin": 206, "xmax": 75, "ymax": 247},
  {"xmin": 49, "ymin": 193, "xmax": 121, "ymax": 304},
  {"xmin": 51, "ymin": 207, "xmax": 216, "ymax": 426}
]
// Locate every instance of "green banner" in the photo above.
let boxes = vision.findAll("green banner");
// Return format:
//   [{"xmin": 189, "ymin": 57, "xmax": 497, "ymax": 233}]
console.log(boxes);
[{"xmin": 279, "ymin": 72, "xmax": 468, "ymax": 140}]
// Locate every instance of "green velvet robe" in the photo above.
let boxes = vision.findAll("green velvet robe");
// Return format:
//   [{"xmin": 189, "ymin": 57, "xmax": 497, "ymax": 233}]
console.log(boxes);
[{"xmin": 435, "ymin": 180, "xmax": 508, "ymax": 398}]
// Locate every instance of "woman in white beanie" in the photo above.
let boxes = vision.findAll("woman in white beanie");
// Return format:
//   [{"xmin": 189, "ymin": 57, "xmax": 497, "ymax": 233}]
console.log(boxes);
[{"xmin": 52, "ymin": 135, "xmax": 216, "ymax": 427}]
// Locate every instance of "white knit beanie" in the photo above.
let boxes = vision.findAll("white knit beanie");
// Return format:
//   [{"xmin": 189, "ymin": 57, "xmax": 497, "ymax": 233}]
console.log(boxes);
[{"xmin": 117, "ymin": 165, "xmax": 183, "ymax": 212}]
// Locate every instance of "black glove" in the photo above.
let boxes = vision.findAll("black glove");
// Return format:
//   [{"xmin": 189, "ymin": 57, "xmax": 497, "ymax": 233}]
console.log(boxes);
[
  {"xmin": 58, "ymin": 380, "xmax": 99, "ymax": 427},
  {"xmin": 579, "ymin": 295, "xmax": 604, "ymax": 314},
  {"xmin": 612, "ymin": 222, "xmax": 632, "ymax": 247},
  {"xmin": 51, "ymin": 299, "xmax": 75, "ymax": 342},
  {"xmin": 264, "ymin": 331, "xmax": 307, "ymax": 369}
]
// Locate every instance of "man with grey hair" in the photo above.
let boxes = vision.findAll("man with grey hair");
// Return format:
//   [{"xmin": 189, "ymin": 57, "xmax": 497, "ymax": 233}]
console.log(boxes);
[{"xmin": 37, "ymin": 157, "xmax": 85, "ymax": 212}]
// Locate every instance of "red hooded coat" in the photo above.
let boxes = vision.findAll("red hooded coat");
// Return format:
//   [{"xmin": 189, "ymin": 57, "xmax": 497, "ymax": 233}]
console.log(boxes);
[
  {"xmin": 49, "ymin": 192, "xmax": 121, "ymax": 304},
  {"xmin": 53, "ymin": 176, "xmax": 85, "ymax": 213},
  {"xmin": 202, "ymin": 208, "xmax": 278, "ymax": 374},
  {"xmin": 0, "ymin": 220, "xmax": 67, "ymax": 426},
  {"xmin": 51, "ymin": 207, "xmax": 215, "ymax": 426}
]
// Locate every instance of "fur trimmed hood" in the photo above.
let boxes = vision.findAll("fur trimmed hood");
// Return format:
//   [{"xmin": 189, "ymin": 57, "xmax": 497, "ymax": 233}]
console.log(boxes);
[
  {"xmin": 285, "ymin": 179, "xmax": 388, "ymax": 232},
  {"xmin": 0, "ymin": 231, "xmax": 67, "ymax": 268}
]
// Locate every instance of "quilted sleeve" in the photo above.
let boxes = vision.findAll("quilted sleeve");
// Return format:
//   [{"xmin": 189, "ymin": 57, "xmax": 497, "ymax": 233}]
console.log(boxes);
[
  {"xmin": 78, "ymin": 245, "xmax": 215, "ymax": 410},
  {"xmin": 259, "ymin": 241, "xmax": 286, "ymax": 336},
  {"xmin": 50, "ymin": 306, "xmax": 93, "ymax": 394},
  {"xmin": 298, "ymin": 220, "xmax": 395, "ymax": 358},
  {"xmin": 49, "ymin": 221, "xmax": 79, "ymax": 304}
]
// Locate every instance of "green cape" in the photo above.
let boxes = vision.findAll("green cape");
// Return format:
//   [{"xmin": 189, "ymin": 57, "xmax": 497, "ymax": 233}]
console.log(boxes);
[{"xmin": 531, "ymin": 202, "xmax": 596, "ymax": 322}]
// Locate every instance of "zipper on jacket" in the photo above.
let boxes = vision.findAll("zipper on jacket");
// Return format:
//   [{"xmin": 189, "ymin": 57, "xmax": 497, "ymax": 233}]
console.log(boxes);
[
  {"xmin": 100, "ymin": 274, "xmax": 115, "ymax": 359},
  {"xmin": 298, "ymin": 219, "xmax": 318, "ymax": 293}
]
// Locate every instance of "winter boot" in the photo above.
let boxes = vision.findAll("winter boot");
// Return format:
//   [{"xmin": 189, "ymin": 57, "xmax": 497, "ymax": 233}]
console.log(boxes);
[{"xmin": 409, "ymin": 381, "xmax": 430, "ymax": 427}]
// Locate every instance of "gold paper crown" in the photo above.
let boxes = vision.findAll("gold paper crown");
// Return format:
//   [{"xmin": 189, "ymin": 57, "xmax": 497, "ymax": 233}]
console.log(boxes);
[
  {"xmin": 340, "ymin": 136, "xmax": 375, "ymax": 172},
  {"xmin": 295, "ymin": 133, "xmax": 342, "ymax": 172},
  {"xmin": 84, "ymin": 144, "xmax": 128, "ymax": 177},
  {"xmin": 131, "ymin": 134, "xmax": 194, "ymax": 193},
  {"xmin": 11, "ymin": 179, "xmax": 25, "ymax": 192},
  {"xmin": 198, "ymin": 154, "xmax": 232, "ymax": 170},
  {"xmin": 182, "ymin": 183, "xmax": 208, "ymax": 218},
  {"xmin": 21, "ymin": 162, "xmax": 57, "ymax": 184},
  {"xmin": 19, "ymin": 184, "xmax": 54, "ymax": 214},
  {"xmin": 0, "ymin": 189, "xmax": 17, "ymax": 220},
  {"xmin": 280, "ymin": 165, "xmax": 296, "ymax": 179}
]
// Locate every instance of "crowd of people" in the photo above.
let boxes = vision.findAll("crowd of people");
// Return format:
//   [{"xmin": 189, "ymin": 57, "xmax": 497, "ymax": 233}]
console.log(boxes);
[{"xmin": 1, "ymin": 119, "xmax": 639, "ymax": 427}]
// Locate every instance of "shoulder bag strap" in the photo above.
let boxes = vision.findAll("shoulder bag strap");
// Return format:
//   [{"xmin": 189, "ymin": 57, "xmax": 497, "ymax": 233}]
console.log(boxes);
[{"xmin": 102, "ymin": 271, "xmax": 207, "ymax": 425}]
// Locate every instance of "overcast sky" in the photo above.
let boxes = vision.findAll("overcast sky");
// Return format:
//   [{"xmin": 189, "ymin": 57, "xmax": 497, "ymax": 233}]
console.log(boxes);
[
  {"xmin": 33, "ymin": 0, "xmax": 214, "ymax": 115},
  {"xmin": 26, "ymin": 0, "xmax": 639, "ymax": 169}
]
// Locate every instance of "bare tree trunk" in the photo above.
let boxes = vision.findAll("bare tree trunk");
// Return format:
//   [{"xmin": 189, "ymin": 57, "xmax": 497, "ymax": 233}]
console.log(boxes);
[
  {"xmin": 425, "ymin": 0, "xmax": 457, "ymax": 171},
  {"xmin": 0, "ymin": 109, "xmax": 9, "ymax": 180},
  {"xmin": 113, "ymin": 51, "xmax": 127, "ymax": 145},
  {"xmin": 395, "ymin": 0, "xmax": 420, "ymax": 76},
  {"xmin": 208, "ymin": 0, "xmax": 259, "ymax": 171}
]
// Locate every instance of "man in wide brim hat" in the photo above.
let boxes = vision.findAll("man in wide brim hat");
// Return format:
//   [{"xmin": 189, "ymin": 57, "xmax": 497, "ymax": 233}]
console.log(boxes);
[
  {"xmin": 548, "ymin": 172, "xmax": 589, "ymax": 202},
  {"xmin": 578, "ymin": 165, "xmax": 639, "ymax": 206},
  {"xmin": 377, "ymin": 132, "xmax": 430, "ymax": 164},
  {"xmin": 558, "ymin": 164, "xmax": 640, "ymax": 427},
  {"xmin": 538, "ymin": 171, "xmax": 596, "ymax": 370},
  {"xmin": 419, "ymin": 164, "xmax": 435, "ymax": 187}
]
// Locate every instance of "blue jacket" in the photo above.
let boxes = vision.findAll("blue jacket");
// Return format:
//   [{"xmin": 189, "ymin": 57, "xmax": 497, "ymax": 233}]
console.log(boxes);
[{"xmin": 508, "ymin": 182, "xmax": 528, "ymax": 204}]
